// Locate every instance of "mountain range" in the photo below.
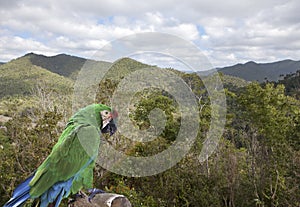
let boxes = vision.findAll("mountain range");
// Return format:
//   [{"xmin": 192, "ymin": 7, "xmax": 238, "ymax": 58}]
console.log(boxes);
[
  {"xmin": 18, "ymin": 53, "xmax": 300, "ymax": 82},
  {"xmin": 0, "ymin": 53, "xmax": 299, "ymax": 98},
  {"xmin": 217, "ymin": 59, "xmax": 300, "ymax": 82},
  {"xmin": 0, "ymin": 53, "xmax": 249, "ymax": 98},
  {"xmin": 0, "ymin": 54, "xmax": 74, "ymax": 98}
]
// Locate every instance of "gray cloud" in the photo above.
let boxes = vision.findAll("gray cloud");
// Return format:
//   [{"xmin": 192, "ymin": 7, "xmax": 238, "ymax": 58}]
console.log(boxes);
[
  {"xmin": 0, "ymin": 0, "xmax": 299, "ymax": 67},
  {"xmin": 0, "ymin": 0, "xmax": 22, "ymax": 9}
]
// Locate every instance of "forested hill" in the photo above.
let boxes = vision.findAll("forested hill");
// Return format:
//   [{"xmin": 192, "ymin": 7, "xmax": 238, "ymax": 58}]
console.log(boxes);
[
  {"xmin": 1, "ymin": 53, "xmax": 300, "ymax": 206},
  {"xmin": 217, "ymin": 59, "xmax": 300, "ymax": 82},
  {"xmin": 0, "ymin": 54, "xmax": 157, "ymax": 98},
  {"xmin": 25, "ymin": 53, "xmax": 87, "ymax": 79},
  {"xmin": 23, "ymin": 53, "xmax": 112, "ymax": 80},
  {"xmin": 0, "ymin": 55, "xmax": 74, "ymax": 98},
  {"xmin": 6, "ymin": 53, "xmax": 300, "ymax": 83},
  {"xmin": 274, "ymin": 70, "xmax": 300, "ymax": 99}
]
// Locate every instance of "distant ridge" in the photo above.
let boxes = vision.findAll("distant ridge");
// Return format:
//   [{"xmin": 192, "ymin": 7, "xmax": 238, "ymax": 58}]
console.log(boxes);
[
  {"xmin": 0, "ymin": 53, "xmax": 154, "ymax": 98},
  {"xmin": 4, "ymin": 53, "xmax": 300, "ymax": 83},
  {"xmin": 217, "ymin": 59, "xmax": 300, "ymax": 82},
  {"xmin": 24, "ymin": 53, "xmax": 88, "ymax": 79},
  {"xmin": 0, "ymin": 54, "xmax": 73, "ymax": 98}
]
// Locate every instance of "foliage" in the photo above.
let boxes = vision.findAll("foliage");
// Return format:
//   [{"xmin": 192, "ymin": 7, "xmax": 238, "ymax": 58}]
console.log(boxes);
[
  {"xmin": 1, "ymin": 56, "xmax": 300, "ymax": 207},
  {"xmin": 0, "ymin": 107, "xmax": 64, "ymax": 206},
  {"xmin": 276, "ymin": 70, "xmax": 300, "ymax": 99},
  {"xmin": 236, "ymin": 83, "xmax": 300, "ymax": 206}
]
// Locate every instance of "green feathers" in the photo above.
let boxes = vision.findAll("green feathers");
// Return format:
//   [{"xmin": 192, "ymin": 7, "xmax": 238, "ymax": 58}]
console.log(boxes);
[{"xmin": 29, "ymin": 104, "xmax": 112, "ymax": 198}]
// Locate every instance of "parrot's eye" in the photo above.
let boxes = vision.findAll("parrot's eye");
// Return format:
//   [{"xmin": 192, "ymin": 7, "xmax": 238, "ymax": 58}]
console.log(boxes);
[{"xmin": 101, "ymin": 110, "xmax": 110, "ymax": 117}]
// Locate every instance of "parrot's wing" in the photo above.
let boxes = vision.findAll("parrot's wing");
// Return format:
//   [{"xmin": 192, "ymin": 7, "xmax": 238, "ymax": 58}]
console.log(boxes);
[{"xmin": 29, "ymin": 125, "xmax": 100, "ymax": 198}]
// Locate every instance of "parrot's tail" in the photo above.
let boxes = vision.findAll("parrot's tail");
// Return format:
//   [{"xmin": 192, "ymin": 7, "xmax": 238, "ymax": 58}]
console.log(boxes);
[{"xmin": 3, "ymin": 174, "xmax": 34, "ymax": 207}]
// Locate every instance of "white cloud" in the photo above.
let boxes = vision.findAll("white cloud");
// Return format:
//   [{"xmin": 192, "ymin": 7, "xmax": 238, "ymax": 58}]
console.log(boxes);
[
  {"xmin": 0, "ymin": 35, "xmax": 57, "ymax": 60},
  {"xmin": 0, "ymin": 0, "xmax": 299, "ymax": 68}
]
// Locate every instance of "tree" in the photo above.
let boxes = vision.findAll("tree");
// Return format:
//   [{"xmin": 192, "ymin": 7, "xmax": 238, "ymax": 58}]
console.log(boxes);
[{"xmin": 238, "ymin": 83, "xmax": 300, "ymax": 206}]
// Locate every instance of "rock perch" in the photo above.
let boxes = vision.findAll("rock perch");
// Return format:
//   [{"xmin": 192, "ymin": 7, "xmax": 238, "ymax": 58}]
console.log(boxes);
[{"xmin": 68, "ymin": 193, "xmax": 132, "ymax": 207}]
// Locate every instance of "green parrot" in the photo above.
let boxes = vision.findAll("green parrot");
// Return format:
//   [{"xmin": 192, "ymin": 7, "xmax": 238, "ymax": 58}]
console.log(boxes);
[{"xmin": 4, "ymin": 103, "xmax": 117, "ymax": 207}]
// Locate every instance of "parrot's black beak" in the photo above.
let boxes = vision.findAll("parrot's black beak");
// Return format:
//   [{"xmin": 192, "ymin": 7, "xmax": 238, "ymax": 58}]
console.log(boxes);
[{"xmin": 101, "ymin": 119, "xmax": 117, "ymax": 136}]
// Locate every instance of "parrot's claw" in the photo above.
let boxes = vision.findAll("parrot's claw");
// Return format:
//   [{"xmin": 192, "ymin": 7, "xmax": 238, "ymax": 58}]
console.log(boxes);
[
  {"xmin": 87, "ymin": 188, "xmax": 106, "ymax": 202},
  {"xmin": 68, "ymin": 191, "xmax": 88, "ymax": 205},
  {"xmin": 68, "ymin": 192, "xmax": 85, "ymax": 204}
]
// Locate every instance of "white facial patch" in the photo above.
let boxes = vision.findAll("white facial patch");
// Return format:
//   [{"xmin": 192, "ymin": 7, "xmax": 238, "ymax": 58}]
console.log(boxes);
[{"xmin": 101, "ymin": 110, "xmax": 112, "ymax": 129}]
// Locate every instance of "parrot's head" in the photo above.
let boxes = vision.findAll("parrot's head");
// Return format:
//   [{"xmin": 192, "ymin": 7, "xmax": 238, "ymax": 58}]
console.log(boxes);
[{"xmin": 100, "ymin": 108, "xmax": 118, "ymax": 136}]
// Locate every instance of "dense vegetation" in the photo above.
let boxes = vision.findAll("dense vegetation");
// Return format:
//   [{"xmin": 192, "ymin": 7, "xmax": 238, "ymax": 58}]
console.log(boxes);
[
  {"xmin": 0, "ymin": 56, "xmax": 299, "ymax": 207},
  {"xmin": 275, "ymin": 70, "xmax": 300, "ymax": 99}
]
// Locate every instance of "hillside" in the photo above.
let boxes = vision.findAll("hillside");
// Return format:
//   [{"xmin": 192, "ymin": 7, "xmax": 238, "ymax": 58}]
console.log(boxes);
[
  {"xmin": 9, "ymin": 53, "xmax": 300, "ymax": 84},
  {"xmin": 275, "ymin": 70, "xmax": 300, "ymax": 99},
  {"xmin": 0, "ymin": 54, "xmax": 161, "ymax": 99},
  {"xmin": 1, "ymin": 53, "xmax": 300, "ymax": 206},
  {"xmin": 103, "ymin": 57, "xmax": 156, "ymax": 80},
  {"xmin": 24, "ymin": 53, "xmax": 111, "ymax": 80},
  {"xmin": 221, "ymin": 74, "xmax": 249, "ymax": 90},
  {"xmin": 217, "ymin": 59, "xmax": 300, "ymax": 82},
  {"xmin": 0, "ymin": 55, "xmax": 74, "ymax": 98},
  {"xmin": 0, "ymin": 53, "xmax": 254, "ymax": 100},
  {"xmin": 26, "ymin": 53, "xmax": 86, "ymax": 79}
]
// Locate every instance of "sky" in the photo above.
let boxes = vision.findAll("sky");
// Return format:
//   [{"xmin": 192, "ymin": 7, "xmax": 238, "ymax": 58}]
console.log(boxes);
[{"xmin": 0, "ymin": 0, "xmax": 299, "ymax": 69}]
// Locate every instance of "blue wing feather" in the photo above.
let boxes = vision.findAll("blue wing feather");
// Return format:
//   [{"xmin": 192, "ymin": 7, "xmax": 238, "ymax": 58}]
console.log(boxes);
[
  {"xmin": 3, "ymin": 174, "xmax": 34, "ymax": 207},
  {"xmin": 39, "ymin": 157, "xmax": 94, "ymax": 207}
]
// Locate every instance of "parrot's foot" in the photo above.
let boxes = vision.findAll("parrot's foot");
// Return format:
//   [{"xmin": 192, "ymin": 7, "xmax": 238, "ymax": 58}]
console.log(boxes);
[
  {"xmin": 68, "ymin": 191, "xmax": 86, "ymax": 204},
  {"xmin": 87, "ymin": 188, "xmax": 106, "ymax": 202}
]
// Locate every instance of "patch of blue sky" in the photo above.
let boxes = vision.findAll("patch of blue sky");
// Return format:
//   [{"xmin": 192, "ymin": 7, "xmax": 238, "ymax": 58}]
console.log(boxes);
[
  {"xmin": 96, "ymin": 16, "xmax": 114, "ymax": 25},
  {"xmin": 196, "ymin": 25, "xmax": 206, "ymax": 36},
  {"xmin": 18, "ymin": 31, "xmax": 32, "ymax": 39}
]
